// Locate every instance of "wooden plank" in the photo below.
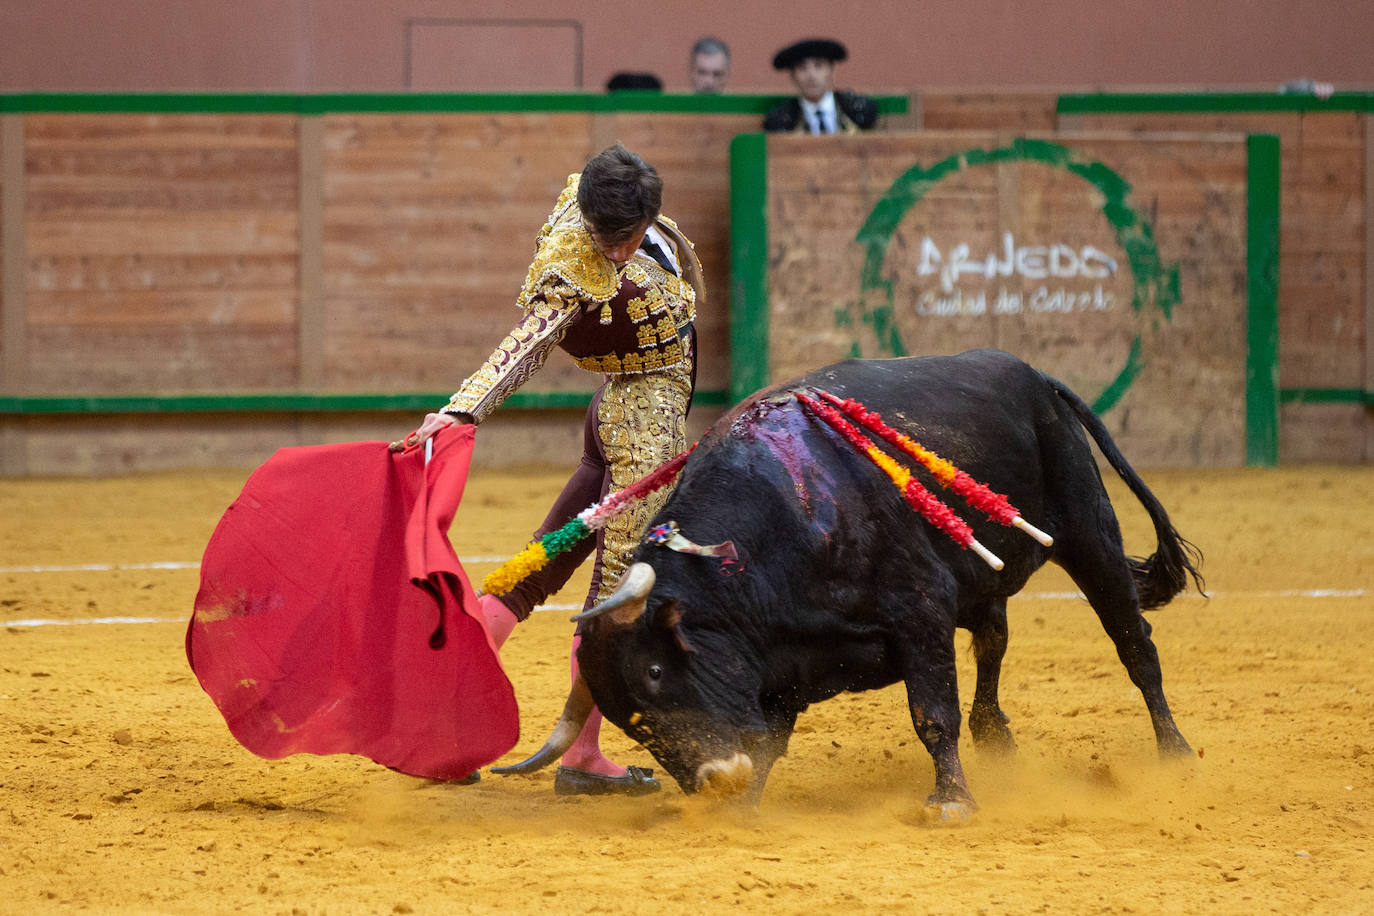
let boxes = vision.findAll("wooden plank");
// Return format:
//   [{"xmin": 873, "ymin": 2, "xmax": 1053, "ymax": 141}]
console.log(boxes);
[
  {"xmin": 23, "ymin": 113, "xmax": 300, "ymax": 149},
  {"xmin": 26, "ymin": 288, "xmax": 295, "ymax": 327},
  {"xmin": 2, "ymin": 120, "xmax": 26, "ymax": 472},
  {"xmin": 1367, "ymin": 112, "xmax": 1373, "ymax": 461},
  {"xmin": 28, "ymin": 253, "xmax": 296, "ymax": 292},
  {"xmin": 1075, "ymin": 111, "xmax": 1303, "ymax": 141},
  {"xmin": 298, "ymin": 116, "xmax": 324, "ymax": 389},
  {"xmin": 25, "ymin": 319, "xmax": 297, "ymax": 394},
  {"xmin": 589, "ymin": 112, "xmax": 618, "ymax": 161},
  {"xmin": 2, "ymin": 116, "xmax": 25, "ymax": 394},
  {"xmin": 12, "ymin": 412, "xmax": 309, "ymax": 476},
  {"xmin": 23, "ymin": 114, "xmax": 300, "ymax": 394},
  {"xmin": 26, "ymin": 212, "xmax": 300, "ymax": 256},
  {"xmin": 922, "ymin": 92, "xmax": 1059, "ymax": 131},
  {"xmin": 0, "ymin": 117, "xmax": 3, "ymax": 346},
  {"xmin": 0, "ymin": 418, "xmax": 23, "ymax": 476}
]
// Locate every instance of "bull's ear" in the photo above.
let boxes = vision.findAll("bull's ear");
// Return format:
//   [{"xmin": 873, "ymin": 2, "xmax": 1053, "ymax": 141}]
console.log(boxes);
[{"xmin": 656, "ymin": 600, "xmax": 696, "ymax": 655}]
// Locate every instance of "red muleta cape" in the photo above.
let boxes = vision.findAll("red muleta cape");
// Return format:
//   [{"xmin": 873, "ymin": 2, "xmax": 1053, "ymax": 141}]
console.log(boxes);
[{"xmin": 186, "ymin": 425, "xmax": 517, "ymax": 780}]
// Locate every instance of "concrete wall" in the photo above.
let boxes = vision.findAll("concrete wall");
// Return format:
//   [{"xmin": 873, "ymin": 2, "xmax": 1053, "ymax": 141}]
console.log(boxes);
[{"xmin": 3, "ymin": 1, "xmax": 1371, "ymax": 94}]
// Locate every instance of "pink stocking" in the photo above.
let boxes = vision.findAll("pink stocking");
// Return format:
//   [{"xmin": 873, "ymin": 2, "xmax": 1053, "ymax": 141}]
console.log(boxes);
[
  {"xmin": 560, "ymin": 634, "xmax": 627, "ymax": 777},
  {"xmin": 477, "ymin": 594, "xmax": 518, "ymax": 650}
]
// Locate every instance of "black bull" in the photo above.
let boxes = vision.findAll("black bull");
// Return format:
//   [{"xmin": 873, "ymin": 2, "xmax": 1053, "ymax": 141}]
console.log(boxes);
[{"xmin": 497, "ymin": 349, "xmax": 1203, "ymax": 815}]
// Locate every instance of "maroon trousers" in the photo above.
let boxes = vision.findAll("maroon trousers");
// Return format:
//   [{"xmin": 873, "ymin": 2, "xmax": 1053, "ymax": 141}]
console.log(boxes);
[
  {"xmin": 497, "ymin": 337, "xmax": 697, "ymax": 623},
  {"xmin": 496, "ymin": 385, "xmax": 610, "ymax": 622}
]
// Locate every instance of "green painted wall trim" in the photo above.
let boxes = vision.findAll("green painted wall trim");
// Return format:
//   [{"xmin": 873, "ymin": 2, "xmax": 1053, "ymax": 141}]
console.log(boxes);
[
  {"xmin": 8, "ymin": 385, "xmax": 1360, "ymax": 416},
  {"xmin": 1058, "ymin": 91, "xmax": 1374, "ymax": 114},
  {"xmin": 1278, "ymin": 388, "xmax": 1372, "ymax": 405},
  {"xmin": 0, "ymin": 92, "xmax": 908, "ymax": 116},
  {"xmin": 0, "ymin": 93, "xmax": 303, "ymax": 114},
  {"xmin": 0, "ymin": 389, "xmax": 730, "ymax": 416},
  {"xmin": 1245, "ymin": 134, "xmax": 1282, "ymax": 467},
  {"xmin": 728, "ymin": 132, "xmax": 770, "ymax": 405}
]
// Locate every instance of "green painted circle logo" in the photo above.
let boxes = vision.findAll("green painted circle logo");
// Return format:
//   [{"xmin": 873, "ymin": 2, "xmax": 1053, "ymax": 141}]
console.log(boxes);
[{"xmin": 854, "ymin": 138, "xmax": 1180, "ymax": 413}]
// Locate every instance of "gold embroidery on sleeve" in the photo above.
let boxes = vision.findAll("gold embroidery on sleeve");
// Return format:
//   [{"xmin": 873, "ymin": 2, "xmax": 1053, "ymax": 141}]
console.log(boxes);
[{"xmin": 445, "ymin": 282, "xmax": 578, "ymax": 422}]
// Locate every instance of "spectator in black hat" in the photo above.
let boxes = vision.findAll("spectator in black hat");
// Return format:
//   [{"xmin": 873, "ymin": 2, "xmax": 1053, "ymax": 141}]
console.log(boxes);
[
  {"xmin": 763, "ymin": 38, "xmax": 877, "ymax": 134},
  {"xmin": 606, "ymin": 72, "xmax": 663, "ymax": 92}
]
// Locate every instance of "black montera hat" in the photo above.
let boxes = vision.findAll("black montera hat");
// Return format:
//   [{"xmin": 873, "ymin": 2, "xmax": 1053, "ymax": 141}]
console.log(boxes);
[
  {"xmin": 606, "ymin": 72, "xmax": 664, "ymax": 91},
  {"xmin": 772, "ymin": 38, "xmax": 848, "ymax": 70}
]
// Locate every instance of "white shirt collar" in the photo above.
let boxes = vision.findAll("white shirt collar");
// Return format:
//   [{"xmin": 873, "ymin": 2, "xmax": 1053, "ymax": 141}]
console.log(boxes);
[
  {"xmin": 642, "ymin": 223, "xmax": 680, "ymax": 274},
  {"xmin": 799, "ymin": 91, "xmax": 837, "ymax": 134}
]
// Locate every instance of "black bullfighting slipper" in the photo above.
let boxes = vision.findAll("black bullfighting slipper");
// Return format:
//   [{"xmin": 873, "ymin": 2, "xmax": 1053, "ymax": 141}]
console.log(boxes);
[{"xmin": 553, "ymin": 765, "xmax": 661, "ymax": 797}]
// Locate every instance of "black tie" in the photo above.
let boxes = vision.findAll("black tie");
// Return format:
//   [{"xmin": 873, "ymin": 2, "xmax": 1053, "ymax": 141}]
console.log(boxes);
[{"xmin": 640, "ymin": 237, "xmax": 676, "ymax": 275}]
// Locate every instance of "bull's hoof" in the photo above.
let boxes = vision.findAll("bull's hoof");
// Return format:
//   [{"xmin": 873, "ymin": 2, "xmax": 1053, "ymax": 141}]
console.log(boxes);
[
  {"xmin": 1156, "ymin": 731, "xmax": 1194, "ymax": 759},
  {"xmin": 923, "ymin": 798, "xmax": 976, "ymax": 825},
  {"xmin": 553, "ymin": 765, "xmax": 661, "ymax": 797},
  {"xmin": 923, "ymin": 787, "xmax": 977, "ymax": 825},
  {"xmin": 969, "ymin": 706, "xmax": 1015, "ymax": 752}
]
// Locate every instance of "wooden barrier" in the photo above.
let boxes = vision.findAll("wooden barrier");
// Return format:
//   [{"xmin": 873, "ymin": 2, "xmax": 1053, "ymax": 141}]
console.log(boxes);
[
  {"xmin": 730, "ymin": 131, "xmax": 1269, "ymax": 468},
  {"xmin": 1, "ymin": 91, "xmax": 1370, "ymax": 473}
]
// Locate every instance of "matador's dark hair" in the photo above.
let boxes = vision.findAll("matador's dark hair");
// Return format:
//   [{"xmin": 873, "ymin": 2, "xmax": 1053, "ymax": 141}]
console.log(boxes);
[{"xmin": 578, "ymin": 144, "xmax": 662, "ymax": 243}]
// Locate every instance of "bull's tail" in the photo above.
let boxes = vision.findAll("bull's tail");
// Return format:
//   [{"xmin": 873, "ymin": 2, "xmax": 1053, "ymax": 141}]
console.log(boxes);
[{"xmin": 1047, "ymin": 376, "xmax": 1205, "ymax": 609}]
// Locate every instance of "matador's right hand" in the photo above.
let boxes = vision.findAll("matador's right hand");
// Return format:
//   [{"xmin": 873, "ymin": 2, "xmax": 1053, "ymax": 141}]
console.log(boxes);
[{"xmin": 388, "ymin": 412, "xmax": 467, "ymax": 452}]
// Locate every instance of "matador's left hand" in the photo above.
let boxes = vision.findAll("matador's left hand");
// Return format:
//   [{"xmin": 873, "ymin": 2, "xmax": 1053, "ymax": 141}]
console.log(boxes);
[{"xmin": 388, "ymin": 412, "xmax": 467, "ymax": 453}]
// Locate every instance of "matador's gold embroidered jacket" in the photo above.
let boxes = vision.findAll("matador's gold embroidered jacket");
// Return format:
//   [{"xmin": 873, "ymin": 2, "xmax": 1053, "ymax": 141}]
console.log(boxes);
[{"xmin": 444, "ymin": 174, "xmax": 703, "ymax": 423}]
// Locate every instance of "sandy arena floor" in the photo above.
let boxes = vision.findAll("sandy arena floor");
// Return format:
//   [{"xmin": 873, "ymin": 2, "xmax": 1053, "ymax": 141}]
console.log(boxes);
[{"xmin": 1, "ymin": 460, "xmax": 1371, "ymax": 914}]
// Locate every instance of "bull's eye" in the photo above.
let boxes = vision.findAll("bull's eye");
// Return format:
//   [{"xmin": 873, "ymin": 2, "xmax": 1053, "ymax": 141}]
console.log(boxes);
[{"xmin": 648, "ymin": 664, "xmax": 663, "ymax": 681}]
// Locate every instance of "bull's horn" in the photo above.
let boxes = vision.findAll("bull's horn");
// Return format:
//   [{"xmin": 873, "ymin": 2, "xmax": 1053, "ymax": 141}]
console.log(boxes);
[
  {"xmin": 490, "ymin": 673, "xmax": 595, "ymax": 775},
  {"xmin": 569, "ymin": 562, "xmax": 655, "ymax": 626}
]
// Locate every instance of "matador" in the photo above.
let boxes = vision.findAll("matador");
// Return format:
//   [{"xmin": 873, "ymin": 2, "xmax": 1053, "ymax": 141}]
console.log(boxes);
[{"xmin": 391, "ymin": 144, "xmax": 703, "ymax": 796}]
